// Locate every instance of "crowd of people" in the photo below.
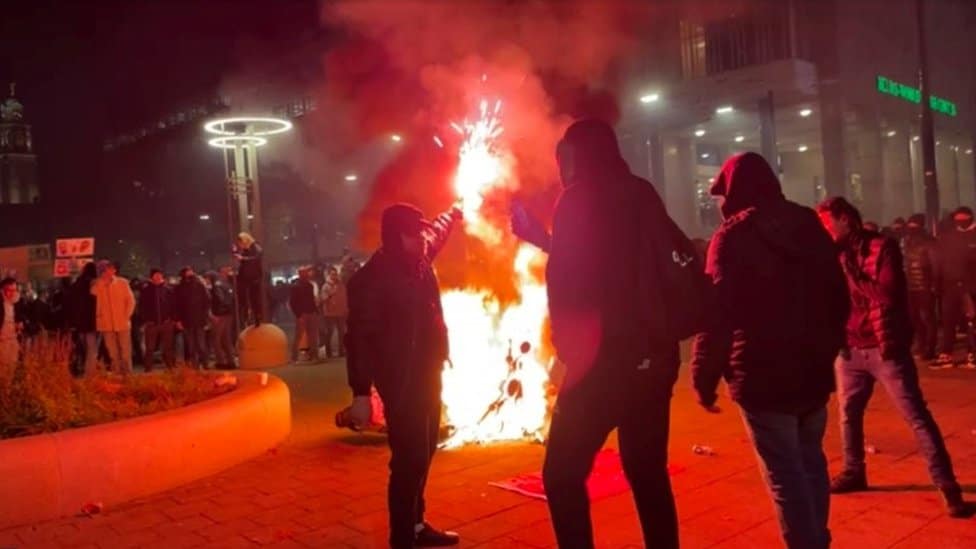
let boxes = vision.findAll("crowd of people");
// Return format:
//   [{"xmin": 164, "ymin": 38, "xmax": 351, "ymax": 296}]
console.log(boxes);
[
  {"xmin": 0, "ymin": 231, "xmax": 364, "ymax": 375},
  {"xmin": 285, "ymin": 257, "xmax": 357, "ymax": 363},
  {"xmin": 859, "ymin": 207, "xmax": 976, "ymax": 369},
  {"xmin": 339, "ymin": 119, "xmax": 972, "ymax": 549}
]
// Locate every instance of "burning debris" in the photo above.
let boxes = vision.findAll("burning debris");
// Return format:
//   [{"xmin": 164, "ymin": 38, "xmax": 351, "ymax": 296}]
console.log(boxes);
[{"xmin": 438, "ymin": 96, "xmax": 552, "ymax": 448}]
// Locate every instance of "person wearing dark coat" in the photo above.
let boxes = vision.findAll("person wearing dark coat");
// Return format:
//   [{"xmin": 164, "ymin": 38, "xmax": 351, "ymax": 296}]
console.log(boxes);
[
  {"xmin": 693, "ymin": 153, "xmax": 849, "ymax": 549},
  {"xmin": 540, "ymin": 119, "xmax": 683, "ymax": 549},
  {"xmin": 902, "ymin": 214, "xmax": 939, "ymax": 361},
  {"xmin": 174, "ymin": 267, "xmax": 211, "ymax": 369},
  {"xmin": 288, "ymin": 266, "xmax": 320, "ymax": 362},
  {"xmin": 345, "ymin": 203, "xmax": 461, "ymax": 549},
  {"xmin": 933, "ymin": 206, "xmax": 976, "ymax": 366},
  {"xmin": 140, "ymin": 269, "xmax": 176, "ymax": 371},
  {"xmin": 69, "ymin": 262, "xmax": 99, "ymax": 375},
  {"xmin": 205, "ymin": 269, "xmax": 236, "ymax": 369},
  {"xmin": 817, "ymin": 197, "xmax": 969, "ymax": 519},
  {"xmin": 234, "ymin": 232, "xmax": 264, "ymax": 326}
]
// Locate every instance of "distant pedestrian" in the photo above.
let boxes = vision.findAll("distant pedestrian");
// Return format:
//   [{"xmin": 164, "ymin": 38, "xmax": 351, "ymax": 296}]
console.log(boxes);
[
  {"xmin": 694, "ymin": 153, "xmax": 849, "ymax": 549},
  {"xmin": 932, "ymin": 206, "xmax": 976, "ymax": 368},
  {"xmin": 817, "ymin": 197, "xmax": 970, "ymax": 519},
  {"xmin": 205, "ymin": 269, "xmax": 236, "ymax": 369},
  {"xmin": 175, "ymin": 267, "xmax": 211, "ymax": 369},
  {"xmin": 289, "ymin": 266, "xmax": 320, "ymax": 362},
  {"xmin": 320, "ymin": 266, "xmax": 348, "ymax": 358},
  {"xmin": 234, "ymin": 232, "xmax": 264, "ymax": 325},
  {"xmin": 69, "ymin": 262, "xmax": 99, "ymax": 375},
  {"xmin": 901, "ymin": 214, "xmax": 939, "ymax": 361},
  {"xmin": 0, "ymin": 278, "xmax": 24, "ymax": 367},
  {"xmin": 90, "ymin": 260, "xmax": 136, "ymax": 374},
  {"xmin": 139, "ymin": 269, "xmax": 176, "ymax": 371}
]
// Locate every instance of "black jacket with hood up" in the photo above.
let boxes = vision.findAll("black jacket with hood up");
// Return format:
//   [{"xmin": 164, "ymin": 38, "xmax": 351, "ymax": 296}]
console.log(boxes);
[
  {"xmin": 344, "ymin": 208, "xmax": 458, "ymax": 404},
  {"xmin": 546, "ymin": 119, "xmax": 680, "ymax": 393},
  {"xmin": 691, "ymin": 153, "xmax": 849, "ymax": 413}
]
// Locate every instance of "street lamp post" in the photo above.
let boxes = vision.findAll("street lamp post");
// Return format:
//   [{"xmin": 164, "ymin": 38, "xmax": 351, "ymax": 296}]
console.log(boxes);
[
  {"xmin": 915, "ymin": 0, "xmax": 940, "ymax": 233},
  {"xmin": 203, "ymin": 116, "xmax": 293, "ymax": 369}
]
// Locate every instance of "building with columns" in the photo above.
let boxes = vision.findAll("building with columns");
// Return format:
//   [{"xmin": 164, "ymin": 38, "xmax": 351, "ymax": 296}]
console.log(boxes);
[{"xmin": 617, "ymin": 0, "xmax": 976, "ymax": 238}]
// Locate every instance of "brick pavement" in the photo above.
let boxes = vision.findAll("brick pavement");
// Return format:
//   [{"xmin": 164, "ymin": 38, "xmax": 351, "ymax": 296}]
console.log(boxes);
[{"xmin": 2, "ymin": 359, "xmax": 974, "ymax": 548}]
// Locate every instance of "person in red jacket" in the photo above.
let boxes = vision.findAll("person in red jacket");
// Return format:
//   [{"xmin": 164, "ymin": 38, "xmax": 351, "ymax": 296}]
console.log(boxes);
[
  {"xmin": 344, "ymin": 203, "xmax": 461, "ymax": 548},
  {"xmin": 817, "ymin": 197, "xmax": 970, "ymax": 519}
]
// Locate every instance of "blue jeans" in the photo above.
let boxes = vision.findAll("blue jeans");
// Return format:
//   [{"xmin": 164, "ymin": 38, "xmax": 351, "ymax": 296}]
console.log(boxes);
[
  {"xmin": 835, "ymin": 348, "xmax": 958, "ymax": 488},
  {"xmin": 741, "ymin": 405, "xmax": 830, "ymax": 549}
]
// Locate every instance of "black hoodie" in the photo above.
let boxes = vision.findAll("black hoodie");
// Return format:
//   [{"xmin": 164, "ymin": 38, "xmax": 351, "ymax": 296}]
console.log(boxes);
[
  {"xmin": 692, "ymin": 153, "xmax": 849, "ymax": 413},
  {"xmin": 546, "ymin": 119, "xmax": 680, "ymax": 392}
]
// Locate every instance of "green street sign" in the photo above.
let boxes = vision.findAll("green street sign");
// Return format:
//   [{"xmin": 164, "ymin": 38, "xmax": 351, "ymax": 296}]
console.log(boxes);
[{"xmin": 876, "ymin": 75, "xmax": 957, "ymax": 117}]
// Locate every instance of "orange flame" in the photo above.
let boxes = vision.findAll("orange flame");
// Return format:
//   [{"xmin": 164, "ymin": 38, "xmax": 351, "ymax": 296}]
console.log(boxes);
[{"xmin": 440, "ymin": 98, "xmax": 551, "ymax": 448}]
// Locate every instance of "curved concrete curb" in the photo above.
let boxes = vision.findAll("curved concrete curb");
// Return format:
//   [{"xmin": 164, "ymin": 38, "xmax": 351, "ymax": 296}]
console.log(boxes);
[{"xmin": 0, "ymin": 371, "xmax": 291, "ymax": 528}]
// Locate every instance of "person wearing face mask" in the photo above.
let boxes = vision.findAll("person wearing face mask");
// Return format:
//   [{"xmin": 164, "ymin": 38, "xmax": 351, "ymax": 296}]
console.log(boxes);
[
  {"xmin": 344, "ymin": 202, "xmax": 462, "ymax": 549},
  {"xmin": 692, "ymin": 154, "xmax": 849, "ymax": 549},
  {"xmin": 901, "ymin": 214, "xmax": 939, "ymax": 361},
  {"xmin": 816, "ymin": 197, "xmax": 970, "ymax": 519},
  {"xmin": 0, "ymin": 278, "xmax": 24, "ymax": 366},
  {"xmin": 933, "ymin": 206, "xmax": 976, "ymax": 368}
]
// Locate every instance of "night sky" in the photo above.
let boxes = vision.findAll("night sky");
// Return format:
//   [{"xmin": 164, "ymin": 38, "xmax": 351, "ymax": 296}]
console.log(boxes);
[{"xmin": 0, "ymin": 0, "xmax": 319, "ymax": 214}]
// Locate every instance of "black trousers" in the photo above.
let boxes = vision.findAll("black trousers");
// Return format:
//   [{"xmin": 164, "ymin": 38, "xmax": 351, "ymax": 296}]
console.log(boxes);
[
  {"xmin": 940, "ymin": 283, "xmax": 975, "ymax": 354},
  {"xmin": 237, "ymin": 278, "xmax": 263, "ymax": 325},
  {"xmin": 543, "ymin": 363, "xmax": 680, "ymax": 549},
  {"xmin": 908, "ymin": 290, "xmax": 938, "ymax": 359},
  {"xmin": 379, "ymin": 383, "xmax": 441, "ymax": 549}
]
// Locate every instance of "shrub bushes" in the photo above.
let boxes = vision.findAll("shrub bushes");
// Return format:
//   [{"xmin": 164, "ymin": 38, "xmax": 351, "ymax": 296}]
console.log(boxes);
[{"xmin": 0, "ymin": 337, "xmax": 236, "ymax": 439}]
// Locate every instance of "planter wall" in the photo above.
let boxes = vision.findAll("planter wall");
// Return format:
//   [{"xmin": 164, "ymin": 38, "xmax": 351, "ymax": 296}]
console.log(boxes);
[{"xmin": 0, "ymin": 371, "xmax": 290, "ymax": 528}]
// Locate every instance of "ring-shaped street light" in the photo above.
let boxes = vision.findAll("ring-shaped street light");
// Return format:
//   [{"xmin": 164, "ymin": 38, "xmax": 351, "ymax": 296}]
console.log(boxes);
[
  {"xmin": 207, "ymin": 136, "xmax": 268, "ymax": 149},
  {"xmin": 203, "ymin": 117, "xmax": 293, "ymax": 137}
]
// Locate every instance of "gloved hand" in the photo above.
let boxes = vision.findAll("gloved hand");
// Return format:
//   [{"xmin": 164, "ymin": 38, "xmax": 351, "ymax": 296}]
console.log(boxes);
[{"xmin": 348, "ymin": 396, "xmax": 372, "ymax": 428}]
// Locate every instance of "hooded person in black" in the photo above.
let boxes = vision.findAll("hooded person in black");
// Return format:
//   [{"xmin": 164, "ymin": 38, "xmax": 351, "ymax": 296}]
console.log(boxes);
[
  {"xmin": 539, "ymin": 119, "xmax": 681, "ymax": 549},
  {"xmin": 344, "ymin": 202, "xmax": 462, "ymax": 549},
  {"xmin": 902, "ymin": 214, "xmax": 939, "ymax": 360},
  {"xmin": 692, "ymin": 153, "xmax": 848, "ymax": 549},
  {"xmin": 933, "ymin": 206, "xmax": 976, "ymax": 366}
]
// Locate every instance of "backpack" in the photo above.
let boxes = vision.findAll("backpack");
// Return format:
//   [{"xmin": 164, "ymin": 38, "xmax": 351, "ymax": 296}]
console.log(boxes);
[{"xmin": 634, "ymin": 182, "xmax": 714, "ymax": 343}]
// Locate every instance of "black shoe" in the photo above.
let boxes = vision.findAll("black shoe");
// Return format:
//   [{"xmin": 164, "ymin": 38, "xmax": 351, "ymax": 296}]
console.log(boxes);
[
  {"xmin": 414, "ymin": 523, "xmax": 459, "ymax": 547},
  {"xmin": 941, "ymin": 485, "xmax": 974, "ymax": 518},
  {"xmin": 830, "ymin": 470, "xmax": 868, "ymax": 494}
]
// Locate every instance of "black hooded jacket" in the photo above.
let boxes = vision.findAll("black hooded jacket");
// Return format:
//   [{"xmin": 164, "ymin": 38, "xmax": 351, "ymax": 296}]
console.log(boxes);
[
  {"xmin": 546, "ymin": 119, "xmax": 680, "ymax": 391},
  {"xmin": 345, "ymin": 208, "xmax": 457, "ymax": 403},
  {"xmin": 691, "ymin": 153, "xmax": 849, "ymax": 413}
]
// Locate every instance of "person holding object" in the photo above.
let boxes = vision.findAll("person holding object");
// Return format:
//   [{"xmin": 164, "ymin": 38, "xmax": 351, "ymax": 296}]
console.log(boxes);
[
  {"xmin": 345, "ymin": 203, "xmax": 462, "ymax": 548},
  {"xmin": 234, "ymin": 232, "xmax": 264, "ymax": 326},
  {"xmin": 539, "ymin": 119, "xmax": 704, "ymax": 549},
  {"xmin": 817, "ymin": 197, "xmax": 970, "ymax": 519}
]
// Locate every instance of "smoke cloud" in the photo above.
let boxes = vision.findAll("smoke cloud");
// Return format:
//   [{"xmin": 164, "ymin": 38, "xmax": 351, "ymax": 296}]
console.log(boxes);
[{"xmin": 313, "ymin": 0, "xmax": 667, "ymax": 296}]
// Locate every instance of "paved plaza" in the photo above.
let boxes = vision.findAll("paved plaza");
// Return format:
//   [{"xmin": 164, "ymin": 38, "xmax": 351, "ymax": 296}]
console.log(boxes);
[{"xmin": 2, "ymin": 358, "xmax": 975, "ymax": 548}]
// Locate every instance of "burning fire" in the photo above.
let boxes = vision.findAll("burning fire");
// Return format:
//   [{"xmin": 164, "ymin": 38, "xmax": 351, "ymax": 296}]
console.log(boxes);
[{"xmin": 438, "ymin": 97, "xmax": 552, "ymax": 448}]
